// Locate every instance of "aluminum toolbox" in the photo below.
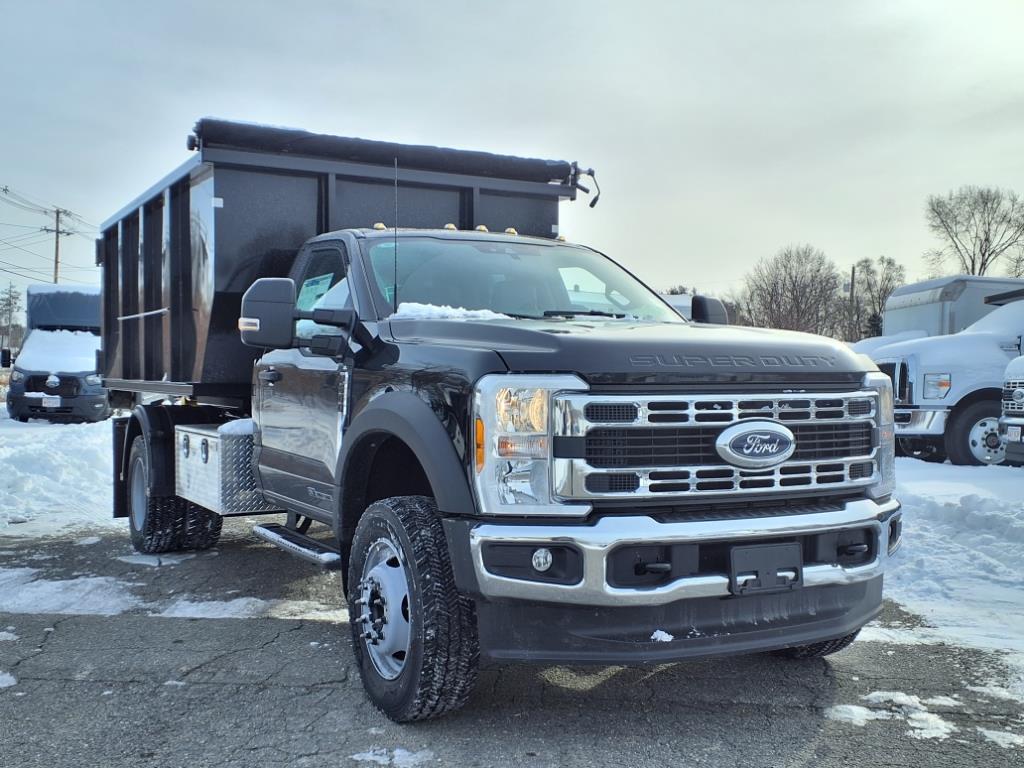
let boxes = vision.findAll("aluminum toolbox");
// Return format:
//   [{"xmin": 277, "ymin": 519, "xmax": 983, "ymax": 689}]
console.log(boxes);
[{"xmin": 174, "ymin": 422, "xmax": 279, "ymax": 515}]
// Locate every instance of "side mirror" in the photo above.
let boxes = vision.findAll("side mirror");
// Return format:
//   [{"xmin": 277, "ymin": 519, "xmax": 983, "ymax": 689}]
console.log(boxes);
[
  {"xmin": 0, "ymin": 348, "xmax": 10, "ymax": 368},
  {"xmin": 691, "ymin": 295, "xmax": 729, "ymax": 325},
  {"xmin": 239, "ymin": 278, "xmax": 298, "ymax": 349}
]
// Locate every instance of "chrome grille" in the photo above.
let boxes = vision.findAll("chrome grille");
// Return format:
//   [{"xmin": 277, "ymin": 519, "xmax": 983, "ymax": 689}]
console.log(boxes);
[
  {"xmin": 24, "ymin": 375, "xmax": 79, "ymax": 397},
  {"xmin": 552, "ymin": 390, "xmax": 879, "ymax": 500},
  {"xmin": 1003, "ymin": 379, "xmax": 1024, "ymax": 413}
]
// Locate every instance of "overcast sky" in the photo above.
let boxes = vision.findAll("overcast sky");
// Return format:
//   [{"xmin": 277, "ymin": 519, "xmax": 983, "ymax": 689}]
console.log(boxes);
[{"xmin": 2, "ymin": 0, "xmax": 1024, "ymax": 308}]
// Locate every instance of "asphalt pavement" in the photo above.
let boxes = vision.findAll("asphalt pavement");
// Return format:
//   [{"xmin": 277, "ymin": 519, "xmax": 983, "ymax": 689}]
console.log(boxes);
[{"xmin": 2, "ymin": 519, "xmax": 1022, "ymax": 768}]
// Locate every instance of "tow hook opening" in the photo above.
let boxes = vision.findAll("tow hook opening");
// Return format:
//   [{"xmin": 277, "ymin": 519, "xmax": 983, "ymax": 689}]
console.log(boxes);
[{"xmin": 887, "ymin": 514, "xmax": 903, "ymax": 555}]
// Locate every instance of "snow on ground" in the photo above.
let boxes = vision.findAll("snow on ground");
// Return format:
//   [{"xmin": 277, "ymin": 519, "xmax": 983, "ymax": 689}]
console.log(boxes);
[
  {"xmin": 2, "ymin": 412, "xmax": 1024, "ymax": 695},
  {"xmin": 886, "ymin": 457, "xmax": 1024, "ymax": 692},
  {"xmin": 0, "ymin": 567, "xmax": 142, "ymax": 616},
  {"xmin": 0, "ymin": 409, "xmax": 116, "ymax": 534}
]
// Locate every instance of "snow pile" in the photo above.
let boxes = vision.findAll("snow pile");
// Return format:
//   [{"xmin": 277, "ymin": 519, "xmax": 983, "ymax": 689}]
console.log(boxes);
[
  {"xmin": 350, "ymin": 748, "xmax": 434, "ymax": 766},
  {"xmin": 827, "ymin": 690, "xmax": 958, "ymax": 740},
  {"xmin": 389, "ymin": 302, "xmax": 510, "ymax": 321},
  {"xmin": 888, "ymin": 459, "xmax": 1024, "ymax": 663},
  {"xmin": 0, "ymin": 413, "xmax": 116, "ymax": 534},
  {"xmin": 218, "ymin": 418, "xmax": 255, "ymax": 436},
  {"xmin": 0, "ymin": 672, "xmax": 16, "ymax": 688},
  {"xmin": 650, "ymin": 629, "xmax": 674, "ymax": 642},
  {"xmin": 156, "ymin": 596, "xmax": 344, "ymax": 622},
  {"xmin": 0, "ymin": 567, "xmax": 141, "ymax": 615},
  {"xmin": 825, "ymin": 704, "xmax": 893, "ymax": 727},
  {"xmin": 14, "ymin": 329, "xmax": 101, "ymax": 373},
  {"xmin": 978, "ymin": 728, "xmax": 1024, "ymax": 749}
]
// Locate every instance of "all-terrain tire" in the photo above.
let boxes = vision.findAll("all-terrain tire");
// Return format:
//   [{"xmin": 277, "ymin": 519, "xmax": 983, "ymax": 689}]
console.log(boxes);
[
  {"xmin": 944, "ymin": 399, "xmax": 1004, "ymax": 466},
  {"xmin": 347, "ymin": 495, "xmax": 479, "ymax": 722},
  {"xmin": 774, "ymin": 629, "xmax": 860, "ymax": 659},
  {"xmin": 182, "ymin": 502, "xmax": 223, "ymax": 550},
  {"xmin": 127, "ymin": 435, "xmax": 221, "ymax": 553}
]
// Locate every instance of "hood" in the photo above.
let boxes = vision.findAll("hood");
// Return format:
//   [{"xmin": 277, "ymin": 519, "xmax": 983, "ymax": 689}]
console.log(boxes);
[
  {"xmin": 850, "ymin": 330, "xmax": 927, "ymax": 356},
  {"xmin": 869, "ymin": 328, "xmax": 1020, "ymax": 369},
  {"xmin": 14, "ymin": 329, "xmax": 101, "ymax": 375},
  {"xmin": 388, "ymin": 318, "xmax": 870, "ymax": 387}
]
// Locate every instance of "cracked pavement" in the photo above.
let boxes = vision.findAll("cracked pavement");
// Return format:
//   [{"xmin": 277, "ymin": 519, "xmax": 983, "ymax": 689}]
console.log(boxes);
[{"xmin": 2, "ymin": 520, "xmax": 1023, "ymax": 767}]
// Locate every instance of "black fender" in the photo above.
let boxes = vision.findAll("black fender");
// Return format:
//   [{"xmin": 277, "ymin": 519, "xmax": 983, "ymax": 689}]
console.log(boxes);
[
  {"xmin": 114, "ymin": 403, "xmax": 225, "ymax": 517},
  {"xmin": 336, "ymin": 391, "xmax": 476, "ymax": 533}
]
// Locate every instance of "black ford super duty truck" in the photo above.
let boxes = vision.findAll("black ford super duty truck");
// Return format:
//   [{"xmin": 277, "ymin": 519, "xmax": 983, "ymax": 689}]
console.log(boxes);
[{"xmin": 100, "ymin": 120, "xmax": 900, "ymax": 722}]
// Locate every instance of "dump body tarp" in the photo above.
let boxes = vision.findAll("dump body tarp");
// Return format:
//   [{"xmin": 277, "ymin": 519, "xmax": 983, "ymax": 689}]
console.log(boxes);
[{"xmin": 193, "ymin": 118, "xmax": 575, "ymax": 185}]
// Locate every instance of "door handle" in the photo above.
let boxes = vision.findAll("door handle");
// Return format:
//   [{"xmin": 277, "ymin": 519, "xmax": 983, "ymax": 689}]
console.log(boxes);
[{"xmin": 259, "ymin": 369, "xmax": 282, "ymax": 384}]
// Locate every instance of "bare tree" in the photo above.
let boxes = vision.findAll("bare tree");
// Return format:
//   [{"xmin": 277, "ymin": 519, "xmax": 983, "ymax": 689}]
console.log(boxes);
[
  {"xmin": 0, "ymin": 283, "xmax": 22, "ymax": 349},
  {"xmin": 665, "ymin": 285, "xmax": 696, "ymax": 295},
  {"xmin": 925, "ymin": 186, "xmax": 1024, "ymax": 275},
  {"xmin": 738, "ymin": 245, "xmax": 841, "ymax": 335},
  {"xmin": 853, "ymin": 255, "xmax": 906, "ymax": 339}
]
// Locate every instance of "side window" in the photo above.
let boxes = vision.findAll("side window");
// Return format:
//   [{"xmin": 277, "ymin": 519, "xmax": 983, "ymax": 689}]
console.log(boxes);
[{"xmin": 295, "ymin": 247, "xmax": 351, "ymax": 341}]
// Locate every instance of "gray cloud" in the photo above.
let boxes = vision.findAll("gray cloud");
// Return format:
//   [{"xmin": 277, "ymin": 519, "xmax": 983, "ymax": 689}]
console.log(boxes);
[{"xmin": 2, "ymin": 0, "xmax": 1023, "ymax": 302}]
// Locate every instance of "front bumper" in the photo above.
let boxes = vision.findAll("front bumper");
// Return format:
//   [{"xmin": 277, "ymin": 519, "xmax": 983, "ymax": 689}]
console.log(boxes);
[
  {"xmin": 1000, "ymin": 415, "xmax": 1024, "ymax": 465},
  {"xmin": 894, "ymin": 407, "xmax": 948, "ymax": 437},
  {"xmin": 444, "ymin": 497, "xmax": 900, "ymax": 664},
  {"xmin": 463, "ymin": 497, "xmax": 901, "ymax": 607},
  {"xmin": 6, "ymin": 392, "xmax": 110, "ymax": 422}
]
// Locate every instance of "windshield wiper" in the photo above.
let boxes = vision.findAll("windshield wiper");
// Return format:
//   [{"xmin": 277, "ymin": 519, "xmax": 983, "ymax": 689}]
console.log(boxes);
[{"xmin": 542, "ymin": 309, "xmax": 626, "ymax": 319}]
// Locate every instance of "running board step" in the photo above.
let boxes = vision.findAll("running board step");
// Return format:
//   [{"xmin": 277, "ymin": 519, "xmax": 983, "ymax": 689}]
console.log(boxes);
[{"xmin": 252, "ymin": 523, "xmax": 343, "ymax": 570}]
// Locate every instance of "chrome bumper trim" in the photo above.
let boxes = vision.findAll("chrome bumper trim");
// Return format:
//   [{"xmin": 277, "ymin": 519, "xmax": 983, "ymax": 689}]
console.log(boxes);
[
  {"xmin": 469, "ymin": 497, "xmax": 900, "ymax": 607},
  {"xmin": 894, "ymin": 408, "xmax": 948, "ymax": 436}
]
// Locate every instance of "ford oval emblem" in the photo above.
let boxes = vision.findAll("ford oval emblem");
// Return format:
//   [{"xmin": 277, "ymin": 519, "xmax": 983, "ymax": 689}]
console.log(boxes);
[{"xmin": 715, "ymin": 421, "xmax": 796, "ymax": 469}]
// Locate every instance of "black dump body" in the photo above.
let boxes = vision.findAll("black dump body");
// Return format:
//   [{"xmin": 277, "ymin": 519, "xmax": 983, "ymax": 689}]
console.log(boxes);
[
  {"xmin": 99, "ymin": 119, "xmax": 582, "ymax": 399},
  {"xmin": 27, "ymin": 286, "xmax": 101, "ymax": 332}
]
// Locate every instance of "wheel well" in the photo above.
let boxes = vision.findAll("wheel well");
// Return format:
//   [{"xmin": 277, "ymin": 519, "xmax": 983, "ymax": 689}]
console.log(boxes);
[
  {"xmin": 951, "ymin": 388, "xmax": 1002, "ymax": 417},
  {"xmin": 339, "ymin": 433, "xmax": 434, "ymax": 573}
]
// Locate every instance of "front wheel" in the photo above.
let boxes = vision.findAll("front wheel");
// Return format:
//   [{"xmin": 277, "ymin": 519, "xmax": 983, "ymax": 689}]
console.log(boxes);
[
  {"xmin": 347, "ymin": 495, "xmax": 479, "ymax": 722},
  {"xmin": 945, "ymin": 400, "xmax": 1005, "ymax": 465}
]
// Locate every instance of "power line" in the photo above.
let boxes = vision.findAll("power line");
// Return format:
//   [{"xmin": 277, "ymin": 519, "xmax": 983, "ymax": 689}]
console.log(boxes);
[
  {"xmin": 0, "ymin": 221, "xmax": 45, "ymax": 229},
  {"xmin": 0, "ymin": 235, "xmax": 96, "ymax": 270}
]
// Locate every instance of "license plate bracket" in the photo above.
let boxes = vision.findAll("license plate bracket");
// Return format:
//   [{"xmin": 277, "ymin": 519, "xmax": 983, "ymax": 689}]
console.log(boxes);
[
  {"xmin": 42, "ymin": 395, "xmax": 61, "ymax": 408},
  {"xmin": 729, "ymin": 542, "xmax": 803, "ymax": 595}
]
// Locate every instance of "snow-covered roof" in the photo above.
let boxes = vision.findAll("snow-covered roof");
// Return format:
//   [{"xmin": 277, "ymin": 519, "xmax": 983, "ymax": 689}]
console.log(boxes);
[{"xmin": 890, "ymin": 275, "xmax": 1024, "ymax": 297}]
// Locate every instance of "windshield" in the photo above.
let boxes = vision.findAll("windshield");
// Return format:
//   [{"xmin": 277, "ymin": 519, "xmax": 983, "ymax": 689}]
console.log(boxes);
[
  {"xmin": 965, "ymin": 300, "xmax": 1024, "ymax": 333},
  {"xmin": 362, "ymin": 237, "xmax": 682, "ymax": 322}
]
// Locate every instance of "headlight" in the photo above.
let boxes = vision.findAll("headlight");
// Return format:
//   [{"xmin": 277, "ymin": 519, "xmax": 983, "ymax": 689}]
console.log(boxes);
[
  {"xmin": 923, "ymin": 373, "xmax": 951, "ymax": 399},
  {"xmin": 9, "ymin": 369, "xmax": 23, "ymax": 383},
  {"xmin": 473, "ymin": 374, "xmax": 590, "ymax": 516},
  {"xmin": 85, "ymin": 374, "xmax": 102, "ymax": 386},
  {"xmin": 864, "ymin": 371, "xmax": 894, "ymax": 500}
]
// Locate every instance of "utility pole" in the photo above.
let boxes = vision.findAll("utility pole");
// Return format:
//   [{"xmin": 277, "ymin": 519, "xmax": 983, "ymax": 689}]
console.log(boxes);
[{"xmin": 41, "ymin": 208, "xmax": 72, "ymax": 283}]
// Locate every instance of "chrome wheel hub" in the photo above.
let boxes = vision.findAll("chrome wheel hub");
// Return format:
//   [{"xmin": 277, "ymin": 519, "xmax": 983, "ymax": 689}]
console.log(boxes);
[
  {"xmin": 968, "ymin": 417, "xmax": 1005, "ymax": 464},
  {"xmin": 356, "ymin": 538, "xmax": 411, "ymax": 680}
]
